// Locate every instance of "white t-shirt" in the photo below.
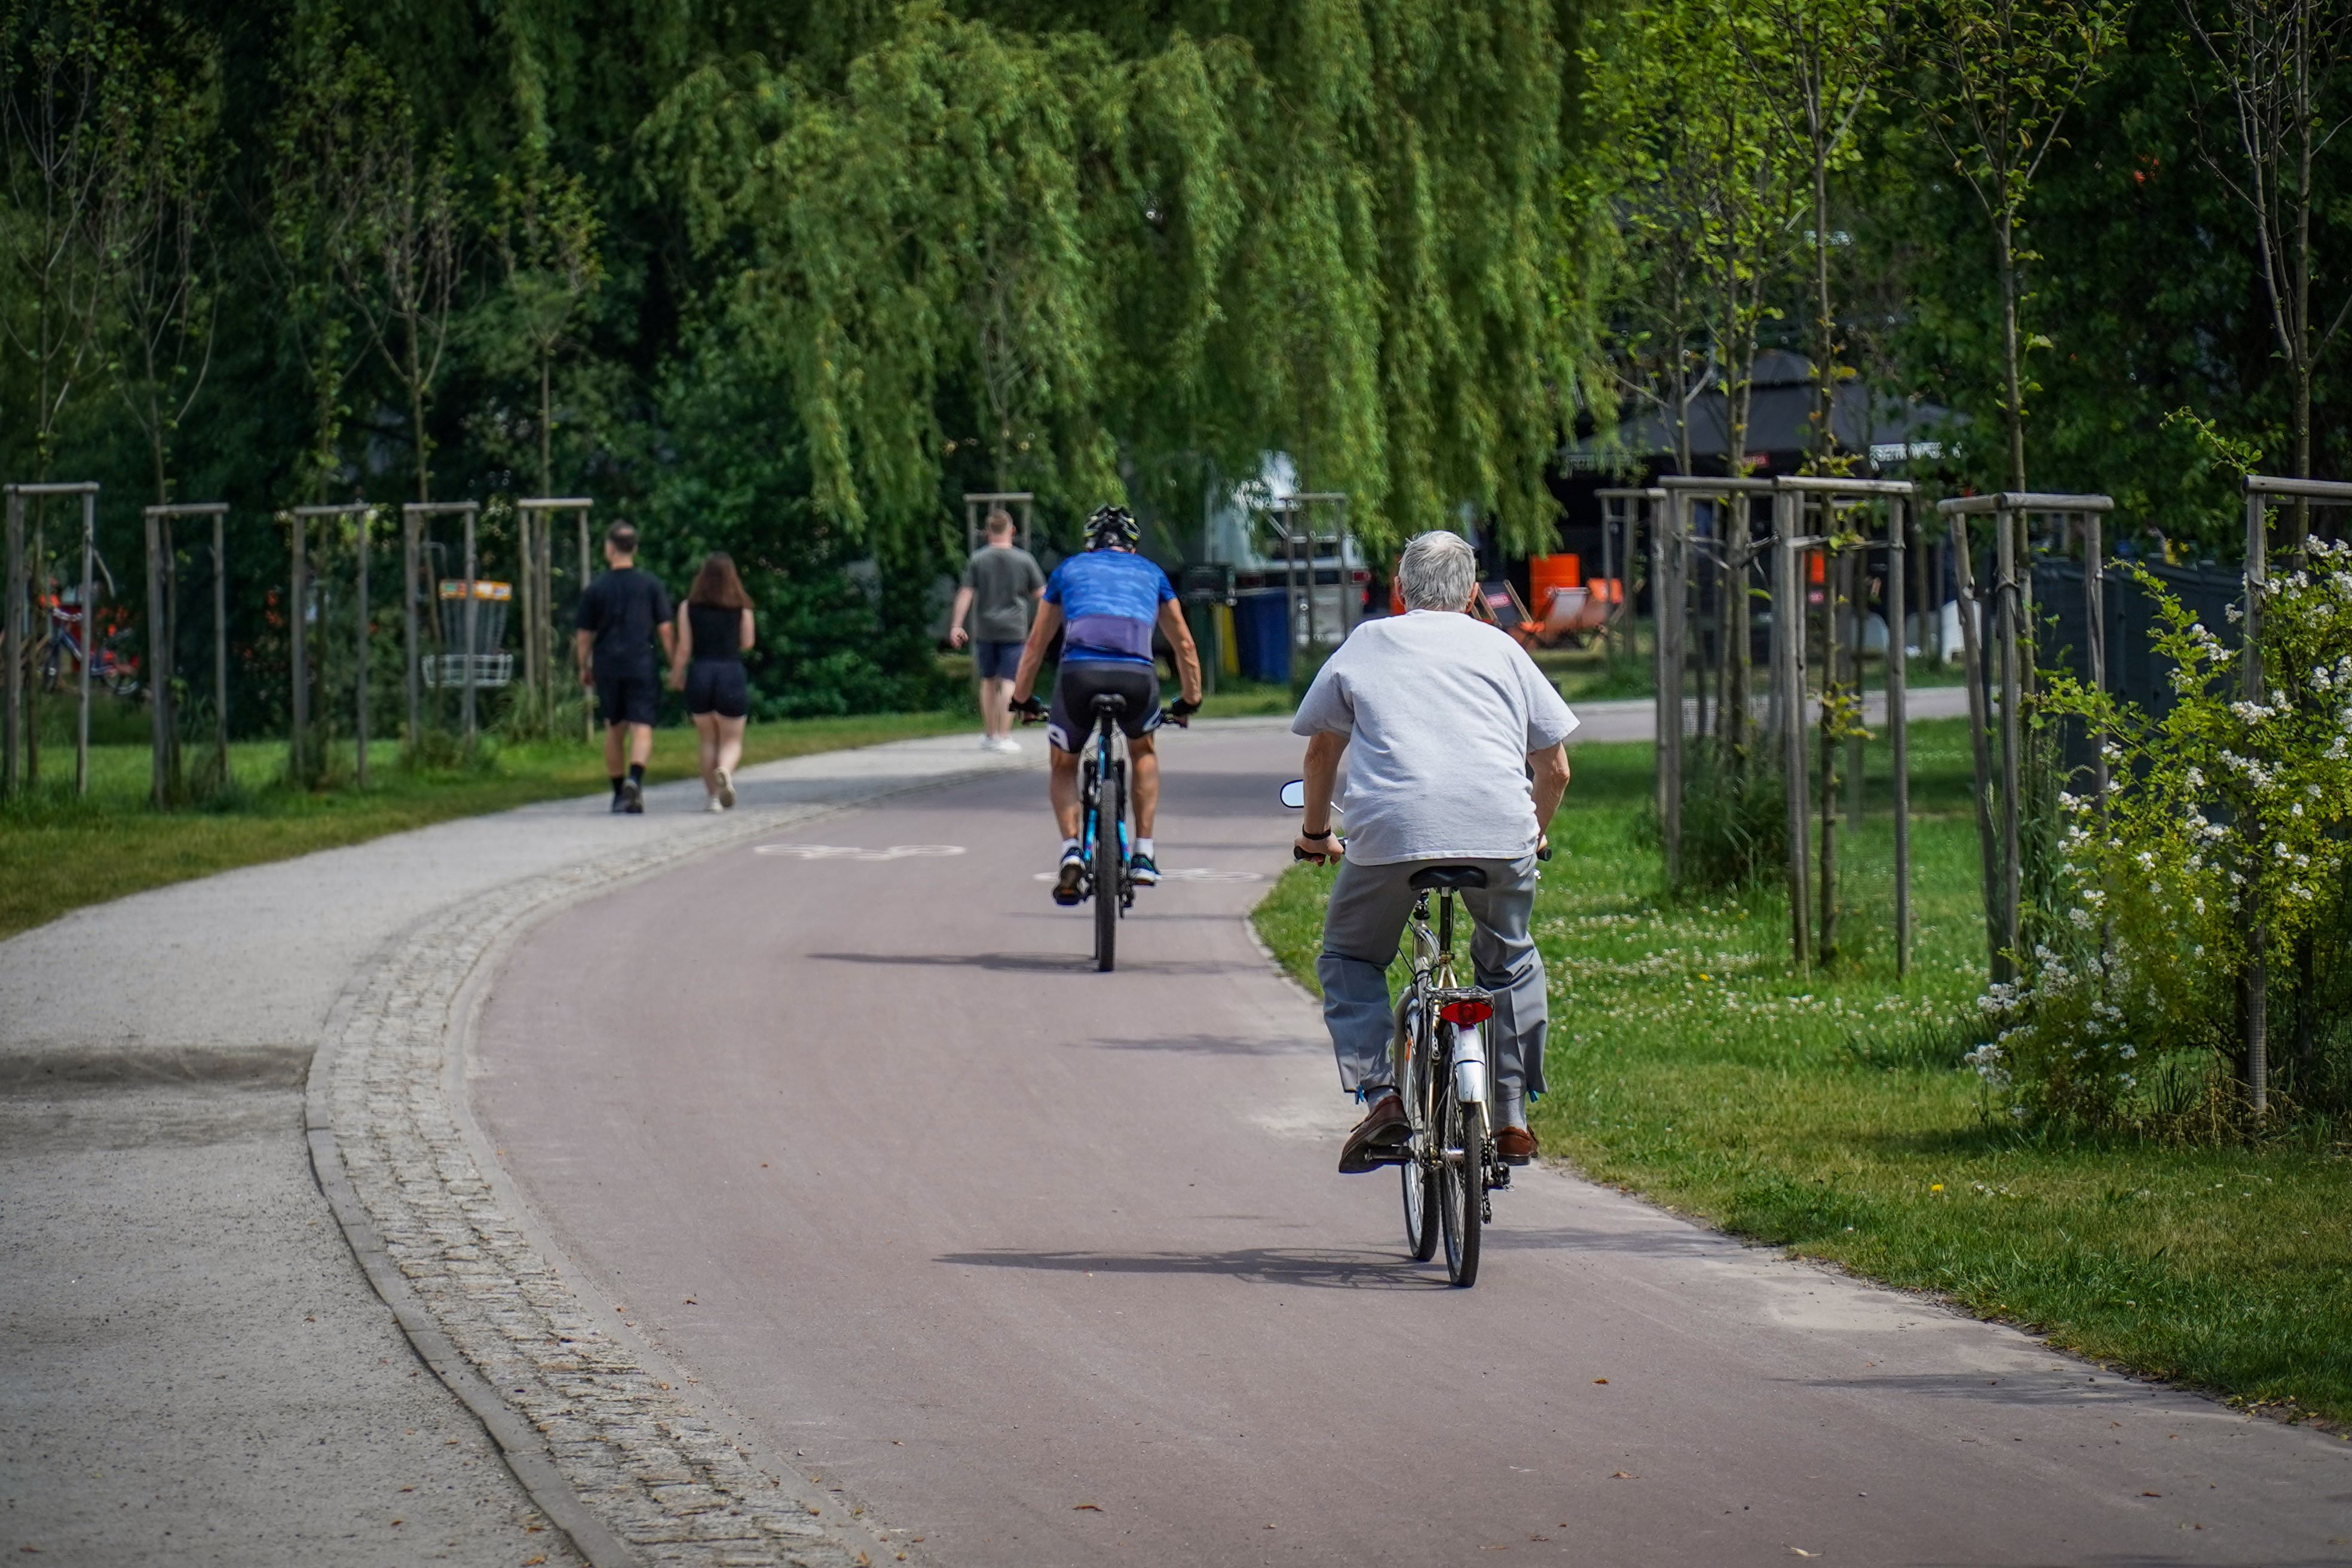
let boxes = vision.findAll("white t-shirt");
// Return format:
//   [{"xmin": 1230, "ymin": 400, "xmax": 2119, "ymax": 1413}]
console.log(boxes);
[{"xmin": 1291, "ymin": 610, "xmax": 1578, "ymax": 865}]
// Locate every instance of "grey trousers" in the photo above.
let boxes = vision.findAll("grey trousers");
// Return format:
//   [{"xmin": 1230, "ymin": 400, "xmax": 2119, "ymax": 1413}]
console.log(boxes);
[{"xmin": 1315, "ymin": 853, "xmax": 1548, "ymax": 1103}]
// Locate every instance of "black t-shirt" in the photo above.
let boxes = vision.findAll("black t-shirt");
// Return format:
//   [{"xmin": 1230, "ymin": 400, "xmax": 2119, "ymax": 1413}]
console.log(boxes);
[{"xmin": 575, "ymin": 566, "xmax": 672, "ymax": 675}]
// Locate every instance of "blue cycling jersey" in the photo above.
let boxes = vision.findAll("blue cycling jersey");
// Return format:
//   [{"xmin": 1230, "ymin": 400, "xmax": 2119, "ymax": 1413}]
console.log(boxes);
[{"xmin": 1045, "ymin": 549, "xmax": 1175, "ymax": 666}]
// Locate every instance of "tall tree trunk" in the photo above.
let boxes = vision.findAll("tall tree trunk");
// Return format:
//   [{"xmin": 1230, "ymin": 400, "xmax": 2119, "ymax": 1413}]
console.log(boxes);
[
  {"xmin": 1998, "ymin": 229, "xmax": 2028, "ymax": 495},
  {"xmin": 538, "ymin": 348, "xmax": 553, "ymax": 498},
  {"xmin": 1812, "ymin": 149, "xmax": 1838, "ymax": 467}
]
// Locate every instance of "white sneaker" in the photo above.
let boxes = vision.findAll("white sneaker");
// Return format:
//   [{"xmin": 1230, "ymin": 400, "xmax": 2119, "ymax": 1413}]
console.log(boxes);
[
  {"xmin": 978, "ymin": 734, "xmax": 999, "ymax": 750},
  {"xmin": 716, "ymin": 768, "xmax": 735, "ymax": 808},
  {"xmin": 994, "ymin": 736, "xmax": 1023, "ymax": 754},
  {"xmin": 706, "ymin": 797, "xmax": 725, "ymax": 813}
]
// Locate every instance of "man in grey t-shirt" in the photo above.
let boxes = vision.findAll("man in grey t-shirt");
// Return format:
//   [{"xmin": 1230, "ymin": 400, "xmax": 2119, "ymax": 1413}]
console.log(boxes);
[
  {"xmin": 1291, "ymin": 530, "xmax": 1576, "ymax": 1172},
  {"xmin": 949, "ymin": 509, "xmax": 1045, "ymax": 752}
]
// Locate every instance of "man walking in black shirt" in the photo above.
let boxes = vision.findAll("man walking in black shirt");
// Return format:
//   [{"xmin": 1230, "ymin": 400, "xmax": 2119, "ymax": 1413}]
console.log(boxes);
[{"xmin": 574, "ymin": 522, "xmax": 674, "ymax": 813}]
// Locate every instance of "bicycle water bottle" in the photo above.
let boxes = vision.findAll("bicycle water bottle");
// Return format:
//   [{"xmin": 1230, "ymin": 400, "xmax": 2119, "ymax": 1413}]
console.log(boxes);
[{"xmin": 1453, "ymin": 1023, "xmax": 1488, "ymax": 1106}]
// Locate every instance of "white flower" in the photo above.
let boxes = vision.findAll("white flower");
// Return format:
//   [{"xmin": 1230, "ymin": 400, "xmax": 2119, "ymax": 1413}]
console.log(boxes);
[{"xmin": 2118, "ymin": 1043, "xmax": 2137, "ymax": 1059}]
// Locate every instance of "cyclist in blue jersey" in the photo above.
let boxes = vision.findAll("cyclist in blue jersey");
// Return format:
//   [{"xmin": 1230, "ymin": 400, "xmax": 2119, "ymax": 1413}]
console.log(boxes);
[{"xmin": 1009, "ymin": 507, "xmax": 1203, "ymax": 901}]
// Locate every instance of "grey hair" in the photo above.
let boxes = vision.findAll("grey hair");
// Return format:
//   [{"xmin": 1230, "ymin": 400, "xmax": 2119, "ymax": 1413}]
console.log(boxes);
[{"xmin": 1396, "ymin": 530, "xmax": 1477, "ymax": 611}]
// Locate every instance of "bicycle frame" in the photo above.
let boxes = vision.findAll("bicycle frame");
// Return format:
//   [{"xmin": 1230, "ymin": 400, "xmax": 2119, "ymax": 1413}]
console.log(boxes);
[
  {"xmin": 1394, "ymin": 889, "xmax": 1498, "ymax": 1188},
  {"xmin": 1077, "ymin": 706, "xmax": 1131, "ymax": 908}
]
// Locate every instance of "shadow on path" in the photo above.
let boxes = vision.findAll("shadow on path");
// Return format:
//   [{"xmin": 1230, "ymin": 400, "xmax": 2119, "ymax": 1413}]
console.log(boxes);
[{"xmin": 933, "ymin": 1247, "xmax": 1449, "ymax": 1291}]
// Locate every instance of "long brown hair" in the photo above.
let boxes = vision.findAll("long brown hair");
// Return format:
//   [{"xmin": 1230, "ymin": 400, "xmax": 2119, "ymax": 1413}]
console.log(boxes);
[{"xmin": 687, "ymin": 552, "xmax": 753, "ymax": 610}]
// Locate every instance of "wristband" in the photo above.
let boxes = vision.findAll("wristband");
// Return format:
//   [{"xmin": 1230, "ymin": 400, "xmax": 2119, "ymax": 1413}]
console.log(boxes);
[{"xmin": 1302, "ymin": 829, "xmax": 1334, "ymax": 840}]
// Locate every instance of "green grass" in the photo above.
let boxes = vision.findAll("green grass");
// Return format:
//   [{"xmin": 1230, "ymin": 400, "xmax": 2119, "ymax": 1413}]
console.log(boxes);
[
  {"xmin": 0, "ymin": 710, "xmax": 969, "ymax": 941},
  {"xmin": 1253, "ymin": 718, "xmax": 2352, "ymax": 1425}
]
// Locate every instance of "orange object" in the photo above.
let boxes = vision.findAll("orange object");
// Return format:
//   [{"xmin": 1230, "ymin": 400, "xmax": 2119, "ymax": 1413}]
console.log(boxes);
[
  {"xmin": 1528, "ymin": 554, "xmax": 1582, "ymax": 617},
  {"xmin": 1807, "ymin": 550, "xmax": 1826, "ymax": 586}
]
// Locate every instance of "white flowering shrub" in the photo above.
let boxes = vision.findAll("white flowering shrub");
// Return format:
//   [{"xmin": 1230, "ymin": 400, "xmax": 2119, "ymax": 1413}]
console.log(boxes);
[{"xmin": 1985, "ymin": 551, "xmax": 2352, "ymax": 1128}]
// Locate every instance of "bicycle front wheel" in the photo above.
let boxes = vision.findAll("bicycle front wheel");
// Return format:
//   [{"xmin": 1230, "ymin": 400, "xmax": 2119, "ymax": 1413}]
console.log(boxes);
[
  {"xmin": 1435, "ymin": 1065, "xmax": 1481, "ymax": 1287},
  {"xmin": 1093, "ymin": 762, "xmax": 1121, "ymax": 972}
]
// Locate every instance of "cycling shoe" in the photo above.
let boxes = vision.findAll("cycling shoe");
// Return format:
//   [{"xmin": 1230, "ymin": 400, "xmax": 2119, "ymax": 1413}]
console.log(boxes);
[
  {"xmin": 1129, "ymin": 852, "xmax": 1159, "ymax": 887},
  {"xmin": 1053, "ymin": 852, "xmax": 1086, "ymax": 906}
]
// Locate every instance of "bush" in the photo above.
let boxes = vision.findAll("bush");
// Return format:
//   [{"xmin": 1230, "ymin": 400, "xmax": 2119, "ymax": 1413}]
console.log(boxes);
[{"xmin": 1975, "ymin": 553, "xmax": 2352, "ymax": 1134}]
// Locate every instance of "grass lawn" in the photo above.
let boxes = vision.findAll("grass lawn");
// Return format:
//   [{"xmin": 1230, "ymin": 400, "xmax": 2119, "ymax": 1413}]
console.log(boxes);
[
  {"xmin": 0, "ymin": 710, "xmax": 973, "ymax": 941},
  {"xmin": 1254, "ymin": 717, "xmax": 2352, "ymax": 1425}
]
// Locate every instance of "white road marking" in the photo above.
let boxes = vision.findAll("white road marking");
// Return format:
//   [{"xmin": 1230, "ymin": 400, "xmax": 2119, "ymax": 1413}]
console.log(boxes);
[{"xmin": 754, "ymin": 843, "xmax": 967, "ymax": 861}]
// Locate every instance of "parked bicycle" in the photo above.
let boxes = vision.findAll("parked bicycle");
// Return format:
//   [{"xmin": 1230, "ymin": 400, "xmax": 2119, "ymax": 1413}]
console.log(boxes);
[{"xmin": 19, "ymin": 556, "xmax": 139, "ymax": 699}]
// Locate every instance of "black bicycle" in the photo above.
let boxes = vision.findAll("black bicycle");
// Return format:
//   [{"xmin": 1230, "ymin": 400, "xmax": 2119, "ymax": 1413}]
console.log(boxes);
[{"xmin": 1079, "ymin": 693, "xmax": 1132, "ymax": 971}]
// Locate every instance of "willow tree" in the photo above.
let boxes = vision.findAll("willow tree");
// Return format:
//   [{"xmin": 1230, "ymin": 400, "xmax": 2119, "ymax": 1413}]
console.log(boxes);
[{"xmin": 645, "ymin": 0, "xmax": 1595, "ymax": 557}]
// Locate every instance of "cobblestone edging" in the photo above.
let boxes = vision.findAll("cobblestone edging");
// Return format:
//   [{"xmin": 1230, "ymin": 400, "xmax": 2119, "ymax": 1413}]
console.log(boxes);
[{"xmin": 310, "ymin": 786, "xmax": 973, "ymax": 1568}]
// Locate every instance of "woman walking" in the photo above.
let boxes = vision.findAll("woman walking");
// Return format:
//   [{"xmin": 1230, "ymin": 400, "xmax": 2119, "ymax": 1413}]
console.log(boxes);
[{"xmin": 669, "ymin": 553, "xmax": 756, "ymax": 811}]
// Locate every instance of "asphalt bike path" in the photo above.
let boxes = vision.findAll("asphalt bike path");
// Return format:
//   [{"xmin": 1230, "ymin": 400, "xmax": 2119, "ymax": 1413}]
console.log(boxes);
[{"xmin": 471, "ymin": 719, "xmax": 2349, "ymax": 1568}]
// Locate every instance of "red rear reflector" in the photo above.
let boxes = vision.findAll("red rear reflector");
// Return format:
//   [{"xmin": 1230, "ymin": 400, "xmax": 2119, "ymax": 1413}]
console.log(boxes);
[{"xmin": 1440, "ymin": 999, "xmax": 1493, "ymax": 1027}]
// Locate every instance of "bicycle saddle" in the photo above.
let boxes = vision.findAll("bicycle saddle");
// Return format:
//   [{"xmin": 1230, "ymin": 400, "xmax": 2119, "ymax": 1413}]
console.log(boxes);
[
  {"xmin": 1409, "ymin": 865, "xmax": 1488, "ymax": 892},
  {"xmin": 1089, "ymin": 693, "xmax": 1128, "ymax": 713}
]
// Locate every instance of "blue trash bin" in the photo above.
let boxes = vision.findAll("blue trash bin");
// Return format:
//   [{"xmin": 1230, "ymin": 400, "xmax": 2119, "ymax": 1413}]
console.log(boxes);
[{"xmin": 1232, "ymin": 588, "xmax": 1291, "ymax": 684}]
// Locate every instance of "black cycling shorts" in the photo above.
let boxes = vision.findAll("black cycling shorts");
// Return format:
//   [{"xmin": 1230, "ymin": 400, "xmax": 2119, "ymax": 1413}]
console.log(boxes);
[
  {"xmin": 594, "ymin": 666, "xmax": 660, "ymax": 727},
  {"xmin": 685, "ymin": 659, "xmax": 749, "ymax": 719},
  {"xmin": 1047, "ymin": 661, "xmax": 1161, "ymax": 752}
]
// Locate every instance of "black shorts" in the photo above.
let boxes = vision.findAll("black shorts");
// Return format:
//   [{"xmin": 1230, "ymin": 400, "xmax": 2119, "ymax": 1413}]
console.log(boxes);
[
  {"xmin": 594, "ymin": 666, "xmax": 660, "ymax": 727},
  {"xmin": 685, "ymin": 659, "xmax": 749, "ymax": 719},
  {"xmin": 1046, "ymin": 661, "xmax": 1161, "ymax": 752}
]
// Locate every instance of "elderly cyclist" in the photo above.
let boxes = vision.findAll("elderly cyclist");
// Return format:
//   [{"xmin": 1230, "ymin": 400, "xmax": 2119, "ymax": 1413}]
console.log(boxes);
[
  {"xmin": 1009, "ymin": 506, "xmax": 1203, "ymax": 899},
  {"xmin": 1292, "ymin": 530, "xmax": 1576, "ymax": 1172}
]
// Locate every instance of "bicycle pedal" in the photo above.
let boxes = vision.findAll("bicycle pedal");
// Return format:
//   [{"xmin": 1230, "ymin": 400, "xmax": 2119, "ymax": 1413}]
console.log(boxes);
[{"xmin": 1490, "ymin": 1163, "xmax": 1514, "ymax": 1189}]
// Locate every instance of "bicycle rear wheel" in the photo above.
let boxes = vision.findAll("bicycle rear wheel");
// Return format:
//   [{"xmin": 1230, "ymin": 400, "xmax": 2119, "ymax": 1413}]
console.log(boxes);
[
  {"xmin": 1397, "ymin": 993, "xmax": 1438, "ymax": 1261},
  {"xmin": 1093, "ymin": 760, "xmax": 1121, "ymax": 972},
  {"xmin": 1435, "ymin": 1057, "xmax": 1481, "ymax": 1287}
]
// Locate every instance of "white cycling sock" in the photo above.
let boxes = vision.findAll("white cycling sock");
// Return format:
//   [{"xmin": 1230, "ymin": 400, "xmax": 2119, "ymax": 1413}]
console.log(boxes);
[
  {"xmin": 1135, "ymin": 837, "xmax": 1154, "ymax": 859},
  {"xmin": 1061, "ymin": 837, "xmax": 1082, "ymax": 860}
]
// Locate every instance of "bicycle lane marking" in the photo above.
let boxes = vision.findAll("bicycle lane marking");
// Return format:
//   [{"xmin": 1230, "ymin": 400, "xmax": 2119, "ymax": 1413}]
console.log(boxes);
[{"xmin": 752, "ymin": 843, "xmax": 968, "ymax": 861}]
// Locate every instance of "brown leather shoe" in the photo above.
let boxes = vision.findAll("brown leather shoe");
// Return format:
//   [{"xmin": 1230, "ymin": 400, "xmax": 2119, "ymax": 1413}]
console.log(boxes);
[
  {"xmin": 1494, "ymin": 1124, "xmax": 1538, "ymax": 1165},
  {"xmin": 1337, "ymin": 1092, "xmax": 1411, "ymax": 1174}
]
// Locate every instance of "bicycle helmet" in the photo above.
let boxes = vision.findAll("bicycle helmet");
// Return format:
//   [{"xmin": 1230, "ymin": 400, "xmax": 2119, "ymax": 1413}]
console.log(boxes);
[{"xmin": 1084, "ymin": 505, "xmax": 1140, "ymax": 550}]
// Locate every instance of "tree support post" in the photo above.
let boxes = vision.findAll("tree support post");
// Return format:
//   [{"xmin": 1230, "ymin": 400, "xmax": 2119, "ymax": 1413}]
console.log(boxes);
[
  {"xmin": 145, "ymin": 510, "xmax": 172, "ymax": 807},
  {"xmin": 1888, "ymin": 499, "xmax": 1912, "ymax": 976},
  {"xmin": 74, "ymin": 489, "xmax": 95, "ymax": 797},
  {"xmin": 520, "ymin": 500, "xmax": 595, "ymax": 738},
  {"xmin": 287, "ymin": 510, "xmax": 308, "ymax": 784},
  {"xmin": 1995, "ymin": 500, "xmax": 2023, "ymax": 975},
  {"xmin": 212, "ymin": 511, "xmax": 228, "ymax": 779},
  {"xmin": 1774, "ymin": 476, "xmax": 1922, "ymax": 971},
  {"xmin": 1774, "ymin": 514, "xmax": 1815, "ymax": 968},
  {"xmin": 142, "ymin": 503, "xmax": 229, "ymax": 808},
  {"xmin": 1649, "ymin": 492, "xmax": 1670, "ymax": 830},
  {"xmin": 298, "ymin": 505, "xmax": 381, "ymax": 785},
  {"xmin": 403, "ymin": 509, "xmax": 421, "ymax": 749},
  {"xmin": 462, "ymin": 505, "xmax": 479, "ymax": 746},
  {"xmin": 578, "ymin": 510, "xmax": 592, "ymax": 744},
  {"xmin": 3, "ymin": 489, "xmax": 22, "ymax": 799},
  {"xmin": 1937, "ymin": 492, "xmax": 2116, "ymax": 985},
  {"xmin": 2230, "ymin": 476, "xmax": 2352, "ymax": 1107},
  {"xmin": 1660, "ymin": 489, "xmax": 1688, "ymax": 884}
]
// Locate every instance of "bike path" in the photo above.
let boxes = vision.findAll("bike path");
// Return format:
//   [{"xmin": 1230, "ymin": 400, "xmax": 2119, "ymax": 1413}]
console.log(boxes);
[{"xmin": 472, "ymin": 720, "xmax": 2350, "ymax": 1568}]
